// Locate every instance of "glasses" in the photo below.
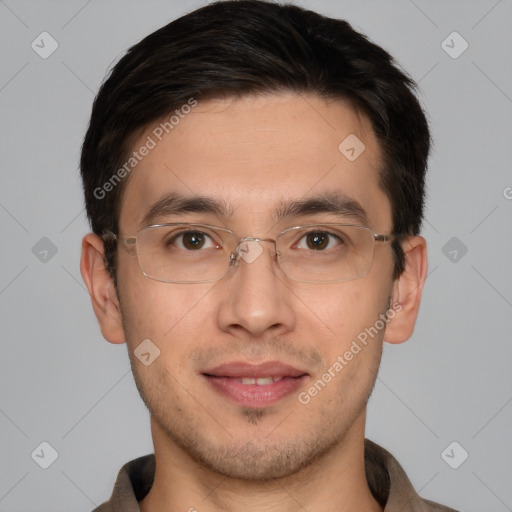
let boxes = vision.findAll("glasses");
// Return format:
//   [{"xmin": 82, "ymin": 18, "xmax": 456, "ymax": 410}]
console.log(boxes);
[{"xmin": 104, "ymin": 223, "xmax": 398, "ymax": 284}]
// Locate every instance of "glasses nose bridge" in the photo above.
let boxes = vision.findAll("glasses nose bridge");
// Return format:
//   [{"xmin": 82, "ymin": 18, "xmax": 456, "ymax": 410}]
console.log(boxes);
[
  {"xmin": 230, "ymin": 236, "xmax": 279, "ymax": 268},
  {"xmin": 239, "ymin": 236, "xmax": 277, "ymax": 245}
]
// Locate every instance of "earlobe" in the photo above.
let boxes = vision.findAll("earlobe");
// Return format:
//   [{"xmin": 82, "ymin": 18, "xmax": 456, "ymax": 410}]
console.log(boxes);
[
  {"xmin": 384, "ymin": 235, "xmax": 428, "ymax": 344},
  {"xmin": 80, "ymin": 233, "xmax": 126, "ymax": 344}
]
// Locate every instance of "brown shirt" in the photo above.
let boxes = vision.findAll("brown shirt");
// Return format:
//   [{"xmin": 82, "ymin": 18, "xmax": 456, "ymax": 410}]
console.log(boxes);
[{"xmin": 93, "ymin": 439, "xmax": 459, "ymax": 511}]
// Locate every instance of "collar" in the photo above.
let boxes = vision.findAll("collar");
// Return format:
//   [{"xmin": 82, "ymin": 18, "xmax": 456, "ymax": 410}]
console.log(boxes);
[{"xmin": 93, "ymin": 439, "xmax": 458, "ymax": 511}]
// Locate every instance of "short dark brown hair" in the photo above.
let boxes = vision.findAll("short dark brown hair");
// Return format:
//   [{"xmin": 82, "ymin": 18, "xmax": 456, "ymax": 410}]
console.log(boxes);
[{"xmin": 80, "ymin": 0, "xmax": 431, "ymax": 283}]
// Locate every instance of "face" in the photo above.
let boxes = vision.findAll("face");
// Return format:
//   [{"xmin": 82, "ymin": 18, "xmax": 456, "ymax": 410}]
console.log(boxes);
[{"xmin": 114, "ymin": 93, "xmax": 398, "ymax": 479}]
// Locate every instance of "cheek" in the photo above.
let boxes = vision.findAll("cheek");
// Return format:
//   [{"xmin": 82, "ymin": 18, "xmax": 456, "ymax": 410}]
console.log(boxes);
[
  {"xmin": 294, "ymin": 279, "xmax": 391, "ymax": 340},
  {"xmin": 118, "ymin": 261, "xmax": 216, "ymax": 345}
]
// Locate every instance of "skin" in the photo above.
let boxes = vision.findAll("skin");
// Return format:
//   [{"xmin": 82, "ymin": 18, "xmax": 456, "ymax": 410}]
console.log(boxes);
[{"xmin": 81, "ymin": 93, "xmax": 427, "ymax": 512}]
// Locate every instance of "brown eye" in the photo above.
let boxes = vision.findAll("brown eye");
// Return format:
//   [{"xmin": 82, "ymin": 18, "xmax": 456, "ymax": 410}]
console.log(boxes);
[
  {"xmin": 305, "ymin": 232, "xmax": 329, "ymax": 250},
  {"xmin": 181, "ymin": 231, "xmax": 206, "ymax": 249},
  {"xmin": 295, "ymin": 230, "xmax": 344, "ymax": 251}
]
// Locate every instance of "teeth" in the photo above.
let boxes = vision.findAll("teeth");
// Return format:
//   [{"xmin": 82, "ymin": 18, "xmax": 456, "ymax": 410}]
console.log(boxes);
[
  {"xmin": 256, "ymin": 377, "xmax": 274, "ymax": 386},
  {"xmin": 237, "ymin": 377, "xmax": 284, "ymax": 385}
]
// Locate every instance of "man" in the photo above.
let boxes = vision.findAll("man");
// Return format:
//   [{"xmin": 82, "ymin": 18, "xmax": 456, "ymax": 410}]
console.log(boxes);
[{"xmin": 79, "ymin": 1, "xmax": 458, "ymax": 510}]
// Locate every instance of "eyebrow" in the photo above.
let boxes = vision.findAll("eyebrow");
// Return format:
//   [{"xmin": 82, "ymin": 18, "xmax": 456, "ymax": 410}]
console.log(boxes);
[
  {"xmin": 141, "ymin": 193, "xmax": 233, "ymax": 227},
  {"xmin": 141, "ymin": 191, "xmax": 369, "ymax": 227},
  {"xmin": 275, "ymin": 192, "xmax": 369, "ymax": 225}
]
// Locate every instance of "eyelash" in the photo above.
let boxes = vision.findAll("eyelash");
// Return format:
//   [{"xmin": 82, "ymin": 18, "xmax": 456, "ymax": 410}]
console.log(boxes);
[{"xmin": 167, "ymin": 230, "xmax": 345, "ymax": 251}]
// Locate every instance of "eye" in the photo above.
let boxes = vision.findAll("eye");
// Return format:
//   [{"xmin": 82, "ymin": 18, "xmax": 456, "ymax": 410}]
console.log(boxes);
[
  {"xmin": 295, "ymin": 231, "xmax": 343, "ymax": 251},
  {"xmin": 170, "ymin": 231, "xmax": 218, "ymax": 250}
]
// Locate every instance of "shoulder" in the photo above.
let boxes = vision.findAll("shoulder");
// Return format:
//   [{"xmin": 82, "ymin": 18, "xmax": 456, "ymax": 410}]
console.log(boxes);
[
  {"xmin": 422, "ymin": 498, "xmax": 460, "ymax": 511},
  {"xmin": 364, "ymin": 439, "xmax": 461, "ymax": 512}
]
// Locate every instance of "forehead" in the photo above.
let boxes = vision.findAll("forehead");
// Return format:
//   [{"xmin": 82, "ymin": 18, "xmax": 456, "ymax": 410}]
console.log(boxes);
[{"xmin": 119, "ymin": 93, "xmax": 391, "ymax": 232}]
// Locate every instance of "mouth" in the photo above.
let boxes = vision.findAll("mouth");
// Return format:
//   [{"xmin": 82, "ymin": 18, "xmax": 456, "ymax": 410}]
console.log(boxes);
[
  {"xmin": 228, "ymin": 376, "xmax": 287, "ymax": 385},
  {"xmin": 202, "ymin": 361, "xmax": 309, "ymax": 408}
]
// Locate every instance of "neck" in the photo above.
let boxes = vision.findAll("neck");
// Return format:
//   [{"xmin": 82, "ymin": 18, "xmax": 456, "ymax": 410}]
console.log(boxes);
[{"xmin": 139, "ymin": 413, "xmax": 383, "ymax": 512}]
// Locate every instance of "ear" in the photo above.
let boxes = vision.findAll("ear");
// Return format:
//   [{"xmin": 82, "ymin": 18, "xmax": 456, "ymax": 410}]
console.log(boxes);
[
  {"xmin": 80, "ymin": 233, "xmax": 126, "ymax": 344},
  {"xmin": 384, "ymin": 235, "xmax": 428, "ymax": 344}
]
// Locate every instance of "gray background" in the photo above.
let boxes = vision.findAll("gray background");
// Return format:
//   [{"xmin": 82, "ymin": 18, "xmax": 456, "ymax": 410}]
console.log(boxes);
[{"xmin": 1, "ymin": 0, "xmax": 511, "ymax": 511}]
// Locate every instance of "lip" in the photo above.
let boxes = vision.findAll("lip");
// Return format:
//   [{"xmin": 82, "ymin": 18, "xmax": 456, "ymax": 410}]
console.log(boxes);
[
  {"xmin": 202, "ymin": 361, "xmax": 309, "ymax": 408},
  {"xmin": 204, "ymin": 361, "xmax": 307, "ymax": 379}
]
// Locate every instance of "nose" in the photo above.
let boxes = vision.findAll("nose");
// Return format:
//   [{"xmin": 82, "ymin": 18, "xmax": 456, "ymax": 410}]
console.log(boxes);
[{"xmin": 215, "ymin": 239, "xmax": 296, "ymax": 338}]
